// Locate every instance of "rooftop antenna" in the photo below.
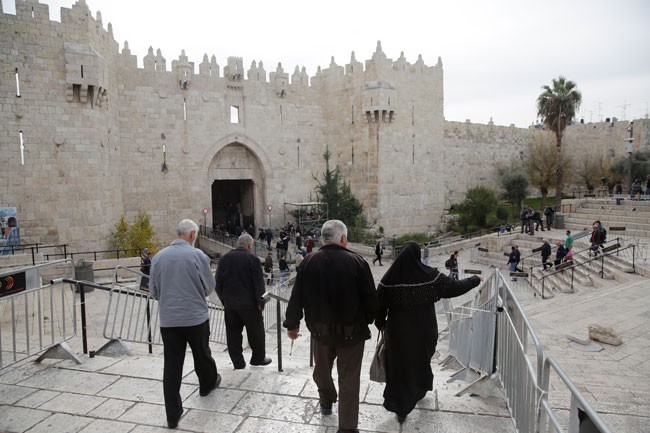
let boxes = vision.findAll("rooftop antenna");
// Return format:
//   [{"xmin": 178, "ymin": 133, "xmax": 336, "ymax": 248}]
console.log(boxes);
[{"xmin": 617, "ymin": 100, "xmax": 630, "ymax": 120}]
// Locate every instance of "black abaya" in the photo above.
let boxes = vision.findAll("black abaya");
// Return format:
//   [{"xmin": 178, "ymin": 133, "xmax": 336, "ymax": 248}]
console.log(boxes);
[{"xmin": 375, "ymin": 241, "xmax": 481, "ymax": 418}]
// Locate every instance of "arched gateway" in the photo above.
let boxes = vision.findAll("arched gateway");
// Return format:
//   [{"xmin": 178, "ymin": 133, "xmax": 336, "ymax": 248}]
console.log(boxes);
[{"xmin": 203, "ymin": 134, "xmax": 272, "ymax": 233}]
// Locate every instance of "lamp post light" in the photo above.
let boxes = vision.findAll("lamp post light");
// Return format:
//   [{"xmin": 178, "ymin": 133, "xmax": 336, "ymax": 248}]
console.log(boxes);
[{"xmin": 625, "ymin": 121, "xmax": 634, "ymax": 189}]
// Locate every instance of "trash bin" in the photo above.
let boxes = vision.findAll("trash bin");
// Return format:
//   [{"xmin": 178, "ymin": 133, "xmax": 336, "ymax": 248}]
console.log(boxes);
[
  {"xmin": 554, "ymin": 213, "xmax": 565, "ymax": 229},
  {"xmin": 74, "ymin": 260, "xmax": 95, "ymax": 292}
]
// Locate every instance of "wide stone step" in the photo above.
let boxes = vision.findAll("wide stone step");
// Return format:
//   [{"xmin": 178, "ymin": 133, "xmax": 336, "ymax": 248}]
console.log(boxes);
[{"xmin": 562, "ymin": 217, "xmax": 650, "ymax": 232}]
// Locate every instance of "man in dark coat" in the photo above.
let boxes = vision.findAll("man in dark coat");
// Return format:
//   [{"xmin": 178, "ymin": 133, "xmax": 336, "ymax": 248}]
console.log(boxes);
[
  {"xmin": 541, "ymin": 239, "xmax": 552, "ymax": 269},
  {"xmin": 216, "ymin": 233, "xmax": 271, "ymax": 369},
  {"xmin": 263, "ymin": 252, "xmax": 273, "ymax": 285},
  {"xmin": 284, "ymin": 220, "xmax": 377, "ymax": 433}
]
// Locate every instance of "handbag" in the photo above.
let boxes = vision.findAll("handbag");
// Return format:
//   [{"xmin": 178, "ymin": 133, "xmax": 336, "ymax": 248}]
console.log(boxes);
[{"xmin": 369, "ymin": 330, "xmax": 386, "ymax": 383}]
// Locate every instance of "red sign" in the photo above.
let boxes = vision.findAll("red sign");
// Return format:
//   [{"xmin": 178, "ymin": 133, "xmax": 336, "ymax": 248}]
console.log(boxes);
[
  {"xmin": 0, "ymin": 271, "xmax": 26, "ymax": 298},
  {"xmin": 202, "ymin": 208, "xmax": 209, "ymax": 215}
]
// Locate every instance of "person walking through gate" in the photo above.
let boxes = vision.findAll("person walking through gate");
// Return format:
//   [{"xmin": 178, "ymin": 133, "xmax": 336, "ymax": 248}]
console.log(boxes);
[
  {"xmin": 216, "ymin": 233, "xmax": 271, "ymax": 369},
  {"xmin": 284, "ymin": 220, "xmax": 377, "ymax": 433},
  {"xmin": 375, "ymin": 241, "xmax": 482, "ymax": 424},
  {"xmin": 149, "ymin": 219, "xmax": 221, "ymax": 429}
]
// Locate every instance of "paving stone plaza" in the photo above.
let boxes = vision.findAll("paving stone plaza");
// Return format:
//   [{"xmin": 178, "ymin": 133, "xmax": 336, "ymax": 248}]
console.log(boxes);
[{"xmin": 1, "ymin": 219, "xmax": 649, "ymax": 432}]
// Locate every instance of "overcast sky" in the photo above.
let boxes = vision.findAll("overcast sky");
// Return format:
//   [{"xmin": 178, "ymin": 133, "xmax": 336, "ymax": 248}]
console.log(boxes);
[{"xmin": 4, "ymin": 0, "xmax": 650, "ymax": 127}]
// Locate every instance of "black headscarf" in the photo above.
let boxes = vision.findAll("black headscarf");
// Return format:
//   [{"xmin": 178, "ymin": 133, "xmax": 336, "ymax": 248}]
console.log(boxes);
[{"xmin": 380, "ymin": 241, "xmax": 440, "ymax": 287}]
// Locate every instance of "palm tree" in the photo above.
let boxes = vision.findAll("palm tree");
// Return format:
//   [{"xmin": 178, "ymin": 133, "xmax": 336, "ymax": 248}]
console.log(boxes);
[{"xmin": 536, "ymin": 76, "xmax": 582, "ymax": 209}]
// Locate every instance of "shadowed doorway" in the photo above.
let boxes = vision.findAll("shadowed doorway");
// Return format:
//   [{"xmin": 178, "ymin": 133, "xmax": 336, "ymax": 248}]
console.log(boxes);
[{"xmin": 212, "ymin": 179, "xmax": 255, "ymax": 233}]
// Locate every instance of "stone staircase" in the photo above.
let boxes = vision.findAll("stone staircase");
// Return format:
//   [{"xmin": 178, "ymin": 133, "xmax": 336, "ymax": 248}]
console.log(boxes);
[
  {"xmin": 469, "ymin": 198, "xmax": 649, "ymax": 299},
  {"xmin": 562, "ymin": 198, "xmax": 650, "ymax": 237}
]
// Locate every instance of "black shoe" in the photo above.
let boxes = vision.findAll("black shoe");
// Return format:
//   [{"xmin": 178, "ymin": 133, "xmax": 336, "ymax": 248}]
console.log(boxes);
[
  {"xmin": 199, "ymin": 374, "xmax": 221, "ymax": 397},
  {"xmin": 320, "ymin": 400, "xmax": 333, "ymax": 415},
  {"xmin": 167, "ymin": 418, "xmax": 179, "ymax": 429},
  {"xmin": 397, "ymin": 414, "xmax": 407, "ymax": 424},
  {"xmin": 233, "ymin": 362, "xmax": 246, "ymax": 370},
  {"xmin": 250, "ymin": 357, "xmax": 272, "ymax": 366}
]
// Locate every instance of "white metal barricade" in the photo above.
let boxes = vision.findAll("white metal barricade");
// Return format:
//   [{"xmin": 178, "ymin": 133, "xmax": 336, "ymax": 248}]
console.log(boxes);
[{"xmin": 0, "ymin": 260, "xmax": 79, "ymax": 368}]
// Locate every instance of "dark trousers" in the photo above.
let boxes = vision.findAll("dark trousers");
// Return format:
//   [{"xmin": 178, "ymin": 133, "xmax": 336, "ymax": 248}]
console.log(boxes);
[
  {"xmin": 542, "ymin": 256, "xmax": 552, "ymax": 269},
  {"xmin": 224, "ymin": 308, "xmax": 266, "ymax": 366},
  {"xmin": 312, "ymin": 338, "xmax": 365, "ymax": 430},
  {"xmin": 160, "ymin": 320, "xmax": 218, "ymax": 421}
]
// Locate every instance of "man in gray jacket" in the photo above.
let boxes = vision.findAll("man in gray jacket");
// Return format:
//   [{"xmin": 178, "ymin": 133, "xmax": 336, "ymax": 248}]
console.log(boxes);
[{"xmin": 150, "ymin": 219, "xmax": 220, "ymax": 429}]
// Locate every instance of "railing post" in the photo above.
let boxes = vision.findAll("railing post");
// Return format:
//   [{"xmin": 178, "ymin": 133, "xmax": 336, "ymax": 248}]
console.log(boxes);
[
  {"xmin": 64, "ymin": 244, "xmax": 68, "ymax": 259},
  {"xmin": 600, "ymin": 255, "xmax": 604, "ymax": 279},
  {"xmin": 146, "ymin": 300, "xmax": 153, "ymax": 354},
  {"xmin": 276, "ymin": 299, "xmax": 283, "ymax": 372},
  {"xmin": 78, "ymin": 281, "xmax": 89, "ymax": 355},
  {"xmin": 31, "ymin": 246, "xmax": 36, "ymax": 266}
]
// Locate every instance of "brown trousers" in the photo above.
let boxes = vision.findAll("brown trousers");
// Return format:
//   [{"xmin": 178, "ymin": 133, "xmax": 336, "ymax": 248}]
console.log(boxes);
[{"xmin": 312, "ymin": 338, "xmax": 365, "ymax": 430}]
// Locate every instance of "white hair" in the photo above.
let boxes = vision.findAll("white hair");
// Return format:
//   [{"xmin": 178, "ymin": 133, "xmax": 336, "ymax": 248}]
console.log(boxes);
[
  {"xmin": 237, "ymin": 233, "xmax": 254, "ymax": 248},
  {"xmin": 177, "ymin": 219, "xmax": 198, "ymax": 236},
  {"xmin": 321, "ymin": 219, "xmax": 347, "ymax": 244}
]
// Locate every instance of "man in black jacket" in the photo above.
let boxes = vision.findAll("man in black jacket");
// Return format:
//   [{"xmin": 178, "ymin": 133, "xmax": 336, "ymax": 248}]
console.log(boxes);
[
  {"xmin": 284, "ymin": 220, "xmax": 377, "ymax": 433},
  {"xmin": 216, "ymin": 233, "xmax": 271, "ymax": 369},
  {"xmin": 541, "ymin": 239, "xmax": 552, "ymax": 270}
]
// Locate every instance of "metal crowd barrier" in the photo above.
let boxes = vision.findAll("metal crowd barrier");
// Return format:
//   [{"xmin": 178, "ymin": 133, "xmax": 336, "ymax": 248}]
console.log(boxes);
[
  {"xmin": 100, "ymin": 266, "xmax": 227, "ymax": 355},
  {"xmin": 0, "ymin": 259, "xmax": 80, "ymax": 369},
  {"xmin": 447, "ymin": 269, "xmax": 613, "ymax": 433},
  {"xmin": 441, "ymin": 273, "xmax": 498, "ymax": 384},
  {"xmin": 539, "ymin": 357, "xmax": 613, "ymax": 433},
  {"xmin": 100, "ymin": 266, "xmax": 294, "ymax": 365},
  {"xmin": 492, "ymin": 269, "xmax": 545, "ymax": 433}
]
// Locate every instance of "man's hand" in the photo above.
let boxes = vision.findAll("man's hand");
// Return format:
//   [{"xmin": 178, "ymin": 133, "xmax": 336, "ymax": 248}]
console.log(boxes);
[{"xmin": 287, "ymin": 328, "xmax": 300, "ymax": 340}]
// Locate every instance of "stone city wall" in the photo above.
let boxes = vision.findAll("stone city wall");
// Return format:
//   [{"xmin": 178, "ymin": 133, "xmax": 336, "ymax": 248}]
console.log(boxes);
[{"xmin": 1, "ymin": 0, "xmax": 648, "ymax": 252}]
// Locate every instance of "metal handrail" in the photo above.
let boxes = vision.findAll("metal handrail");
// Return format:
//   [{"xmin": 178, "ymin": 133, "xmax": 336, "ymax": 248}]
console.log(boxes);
[
  {"xmin": 200, "ymin": 225, "xmax": 274, "ymax": 258},
  {"xmin": 524, "ymin": 236, "xmax": 619, "ymax": 274},
  {"xmin": 539, "ymin": 357, "xmax": 613, "ymax": 433},
  {"xmin": 537, "ymin": 243, "xmax": 636, "ymax": 298}
]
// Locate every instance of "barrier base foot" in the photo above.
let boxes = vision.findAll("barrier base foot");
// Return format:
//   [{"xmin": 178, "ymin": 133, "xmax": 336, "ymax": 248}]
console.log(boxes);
[
  {"xmin": 439, "ymin": 354, "xmax": 463, "ymax": 371},
  {"xmin": 94, "ymin": 339, "xmax": 132, "ymax": 357},
  {"xmin": 447, "ymin": 367, "xmax": 481, "ymax": 385},
  {"xmin": 456, "ymin": 372, "xmax": 505, "ymax": 398},
  {"xmin": 36, "ymin": 341, "xmax": 82, "ymax": 365}
]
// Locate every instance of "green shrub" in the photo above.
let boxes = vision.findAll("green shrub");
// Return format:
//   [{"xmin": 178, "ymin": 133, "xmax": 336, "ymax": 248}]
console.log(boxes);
[{"xmin": 109, "ymin": 210, "xmax": 161, "ymax": 257}]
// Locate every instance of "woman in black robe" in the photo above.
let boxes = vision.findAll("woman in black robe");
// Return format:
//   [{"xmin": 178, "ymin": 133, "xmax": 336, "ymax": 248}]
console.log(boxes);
[{"xmin": 375, "ymin": 241, "xmax": 482, "ymax": 423}]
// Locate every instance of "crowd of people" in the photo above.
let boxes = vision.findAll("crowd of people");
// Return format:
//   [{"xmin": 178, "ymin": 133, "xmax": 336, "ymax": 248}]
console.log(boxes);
[
  {"xmin": 524, "ymin": 221, "xmax": 607, "ymax": 274},
  {"xmin": 148, "ymin": 218, "xmax": 483, "ymax": 432},
  {"xmin": 141, "ymin": 207, "xmax": 624, "ymax": 432}
]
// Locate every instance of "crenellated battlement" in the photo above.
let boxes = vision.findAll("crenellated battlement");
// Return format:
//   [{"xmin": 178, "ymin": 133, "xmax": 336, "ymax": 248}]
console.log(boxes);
[{"xmin": 3, "ymin": 1, "xmax": 440, "ymax": 91}]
